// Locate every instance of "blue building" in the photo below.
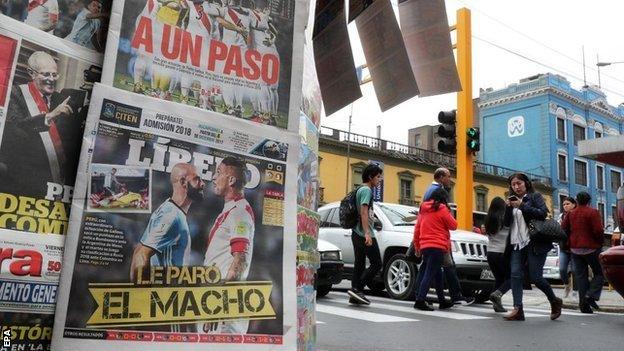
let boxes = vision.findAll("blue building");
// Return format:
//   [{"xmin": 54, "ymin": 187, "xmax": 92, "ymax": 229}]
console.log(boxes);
[{"xmin": 479, "ymin": 73, "xmax": 624, "ymax": 232}]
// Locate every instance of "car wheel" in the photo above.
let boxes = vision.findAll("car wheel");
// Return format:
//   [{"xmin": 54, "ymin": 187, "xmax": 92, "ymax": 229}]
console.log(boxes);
[
  {"xmin": 384, "ymin": 253, "xmax": 417, "ymax": 300},
  {"xmin": 316, "ymin": 285, "xmax": 331, "ymax": 297}
]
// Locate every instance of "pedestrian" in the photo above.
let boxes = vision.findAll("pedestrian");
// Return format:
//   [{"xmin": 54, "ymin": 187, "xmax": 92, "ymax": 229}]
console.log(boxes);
[
  {"xmin": 347, "ymin": 163, "xmax": 384, "ymax": 305},
  {"xmin": 561, "ymin": 191, "xmax": 605, "ymax": 313},
  {"xmin": 483, "ymin": 196, "xmax": 511, "ymax": 312},
  {"xmin": 421, "ymin": 167, "xmax": 475, "ymax": 305},
  {"xmin": 503, "ymin": 173, "xmax": 562, "ymax": 321},
  {"xmin": 558, "ymin": 196, "xmax": 577, "ymax": 298},
  {"xmin": 413, "ymin": 187, "xmax": 456, "ymax": 311}
]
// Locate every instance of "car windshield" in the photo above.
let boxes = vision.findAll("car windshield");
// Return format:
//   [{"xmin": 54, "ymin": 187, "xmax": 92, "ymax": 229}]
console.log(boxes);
[{"xmin": 378, "ymin": 203, "xmax": 418, "ymax": 226}]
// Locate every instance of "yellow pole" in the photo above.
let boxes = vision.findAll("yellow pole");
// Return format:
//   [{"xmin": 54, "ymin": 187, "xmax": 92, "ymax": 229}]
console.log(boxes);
[{"xmin": 455, "ymin": 8, "xmax": 474, "ymax": 231}]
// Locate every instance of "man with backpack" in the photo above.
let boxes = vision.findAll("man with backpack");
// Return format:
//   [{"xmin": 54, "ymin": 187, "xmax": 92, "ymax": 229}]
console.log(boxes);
[{"xmin": 344, "ymin": 163, "xmax": 383, "ymax": 305}]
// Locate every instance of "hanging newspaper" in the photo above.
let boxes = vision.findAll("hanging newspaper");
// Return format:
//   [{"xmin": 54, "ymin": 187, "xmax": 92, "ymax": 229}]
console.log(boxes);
[
  {"xmin": 52, "ymin": 84, "xmax": 298, "ymax": 350},
  {"xmin": 0, "ymin": 0, "xmax": 112, "ymax": 52},
  {"xmin": 102, "ymin": 0, "xmax": 305, "ymax": 130},
  {"xmin": 0, "ymin": 228, "xmax": 64, "ymax": 350},
  {"xmin": 0, "ymin": 16, "xmax": 103, "ymax": 235}
]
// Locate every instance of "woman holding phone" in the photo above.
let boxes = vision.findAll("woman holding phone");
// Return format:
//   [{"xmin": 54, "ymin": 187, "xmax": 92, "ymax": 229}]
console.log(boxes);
[{"xmin": 503, "ymin": 173, "xmax": 562, "ymax": 321}]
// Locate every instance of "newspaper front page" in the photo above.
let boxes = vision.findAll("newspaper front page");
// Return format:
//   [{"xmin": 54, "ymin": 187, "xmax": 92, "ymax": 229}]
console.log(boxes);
[
  {"xmin": 0, "ymin": 16, "xmax": 103, "ymax": 236},
  {"xmin": 52, "ymin": 84, "xmax": 298, "ymax": 350},
  {"xmin": 101, "ymin": 0, "xmax": 305, "ymax": 130}
]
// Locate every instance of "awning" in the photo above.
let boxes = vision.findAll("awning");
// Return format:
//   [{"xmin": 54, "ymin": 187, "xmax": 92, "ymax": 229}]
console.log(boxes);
[{"xmin": 578, "ymin": 136, "xmax": 624, "ymax": 168}]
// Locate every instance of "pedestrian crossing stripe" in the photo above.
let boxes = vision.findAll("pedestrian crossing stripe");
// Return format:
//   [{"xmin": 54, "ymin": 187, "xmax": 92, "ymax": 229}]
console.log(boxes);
[
  {"xmin": 327, "ymin": 298, "xmax": 490, "ymax": 320},
  {"xmin": 316, "ymin": 304, "xmax": 420, "ymax": 323}
]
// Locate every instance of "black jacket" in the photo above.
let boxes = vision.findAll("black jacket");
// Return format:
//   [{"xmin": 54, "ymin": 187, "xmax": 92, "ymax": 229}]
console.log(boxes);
[{"xmin": 504, "ymin": 192, "xmax": 552, "ymax": 254}]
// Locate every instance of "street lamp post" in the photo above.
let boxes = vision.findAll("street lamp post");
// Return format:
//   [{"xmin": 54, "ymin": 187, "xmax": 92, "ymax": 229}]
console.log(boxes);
[{"xmin": 596, "ymin": 61, "xmax": 624, "ymax": 89}]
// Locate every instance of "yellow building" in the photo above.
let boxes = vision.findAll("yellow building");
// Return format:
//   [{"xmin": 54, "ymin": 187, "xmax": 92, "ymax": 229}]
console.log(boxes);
[{"xmin": 318, "ymin": 127, "xmax": 553, "ymax": 223}]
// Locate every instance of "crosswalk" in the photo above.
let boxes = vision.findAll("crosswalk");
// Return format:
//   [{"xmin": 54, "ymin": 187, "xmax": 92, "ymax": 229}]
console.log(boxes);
[{"xmin": 316, "ymin": 292, "xmax": 594, "ymax": 324}]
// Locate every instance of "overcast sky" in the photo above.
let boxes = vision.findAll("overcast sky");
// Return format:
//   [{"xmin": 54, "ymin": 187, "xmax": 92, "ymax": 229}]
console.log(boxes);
[{"xmin": 319, "ymin": 0, "xmax": 624, "ymax": 145}]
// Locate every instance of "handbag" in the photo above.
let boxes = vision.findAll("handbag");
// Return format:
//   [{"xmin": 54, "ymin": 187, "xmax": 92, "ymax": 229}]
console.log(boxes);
[
  {"xmin": 405, "ymin": 242, "xmax": 422, "ymax": 264},
  {"xmin": 528, "ymin": 218, "xmax": 567, "ymax": 243}
]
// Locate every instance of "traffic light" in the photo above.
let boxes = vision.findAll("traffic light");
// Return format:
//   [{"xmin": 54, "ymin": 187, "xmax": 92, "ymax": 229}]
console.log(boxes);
[
  {"xmin": 437, "ymin": 110, "xmax": 457, "ymax": 154},
  {"xmin": 466, "ymin": 127, "xmax": 480, "ymax": 152}
]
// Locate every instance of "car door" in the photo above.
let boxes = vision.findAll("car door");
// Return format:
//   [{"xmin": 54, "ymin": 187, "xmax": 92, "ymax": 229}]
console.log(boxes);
[{"xmin": 319, "ymin": 208, "xmax": 354, "ymax": 266}]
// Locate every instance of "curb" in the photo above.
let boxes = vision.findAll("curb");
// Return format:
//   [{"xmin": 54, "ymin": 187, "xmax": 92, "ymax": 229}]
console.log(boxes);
[{"xmin": 562, "ymin": 302, "xmax": 624, "ymax": 313}]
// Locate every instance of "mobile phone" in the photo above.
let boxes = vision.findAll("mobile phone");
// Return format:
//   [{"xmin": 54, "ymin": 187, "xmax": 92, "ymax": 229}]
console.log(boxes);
[{"xmin": 508, "ymin": 195, "xmax": 518, "ymax": 201}]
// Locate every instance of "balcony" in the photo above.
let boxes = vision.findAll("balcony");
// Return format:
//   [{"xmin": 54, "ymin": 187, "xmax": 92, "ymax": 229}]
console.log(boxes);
[{"xmin": 319, "ymin": 126, "xmax": 551, "ymax": 187}]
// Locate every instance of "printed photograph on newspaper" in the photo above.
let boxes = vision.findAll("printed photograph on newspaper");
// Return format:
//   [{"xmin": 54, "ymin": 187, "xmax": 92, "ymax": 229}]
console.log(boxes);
[
  {"xmin": 0, "ymin": 0, "xmax": 112, "ymax": 52},
  {"xmin": 104, "ymin": 0, "xmax": 298, "ymax": 129},
  {"xmin": 0, "ymin": 228, "xmax": 65, "ymax": 351},
  {"xmin": 52, "ymin": 84, "xmax": 298, "ymax": 350},
  {"xmin": 0, "ymin": 18, "xmax": 102, "ymax": 236}
]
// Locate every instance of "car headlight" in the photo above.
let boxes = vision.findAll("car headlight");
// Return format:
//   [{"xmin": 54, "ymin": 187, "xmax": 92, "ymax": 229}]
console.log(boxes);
[
  {"xmin": 451, "ymin": 241, "xmax": 459, "ymax": 253},
  {"xmin": 320, "ymin": 251, "xmax": 341, "ymax": 261}
]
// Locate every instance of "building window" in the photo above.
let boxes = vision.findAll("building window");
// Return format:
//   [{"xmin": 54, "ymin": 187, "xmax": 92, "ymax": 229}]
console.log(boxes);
[
  {"xmin": 611, "ymin": 170, "xmax": 622, "ymax": 193},
  {"xmin": 613, "ymin": 205, "xmax": 619, "ymax": 229},
  {"xmin": 414, "ymin": 134, "xmax": 422, "ymax": 148},
  {"xmin": 595, "ymin": 131, "xmax": 602, "ymax": 138},
  {"xmin": 598, "ymin": 202, "xmax": 606, "ymax": 226},
  {"xmin": 574, "ymin": 159, "xmax": 588, "ymax": 186},
  {"xmin": 573, "ymin": 125, "xmax": 586, "ymax": 146},
  {"xmin": 597, "ymin": 165, "xmax": 605, "ymax": 190},
  {"xmin": 351, "ymin": 163, "xmax": 366, "ymax": 190},
  {"xmin": 557, "ymin": 154, "xmax": 567, "ymax": 182},
  {"xmin": 557, "ymin": 118, "xmax": 566, "ymax": 141},
  {"xmin": 401, "ymin": 179, "xmax": 412, "ymax": 201},
  {"xmin": 476, "ymin": 193, "xmax": 486, "ymax": 212},
  {"xmin": 474, "ymin": 185, "xmax": 489, "ymax": 213}
]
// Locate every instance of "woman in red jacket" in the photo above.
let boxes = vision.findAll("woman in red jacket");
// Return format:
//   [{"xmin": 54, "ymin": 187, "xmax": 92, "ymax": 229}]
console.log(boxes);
[{"xmin": 413, "ymin": 187, "xmax": 457, "ymax": 311}]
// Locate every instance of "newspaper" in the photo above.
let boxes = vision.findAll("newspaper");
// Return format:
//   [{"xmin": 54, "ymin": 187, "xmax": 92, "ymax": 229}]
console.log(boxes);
[
  {"xmin": 354, "ymin": 0, "xmax": 419, "ymax": 111},
  {"xmin": 101, "ymin": 0, "xmax": 306, "ymax": 130},
  {"xmin": 0, "ymin": 228, "xmax": 64, "ymax": 351},
  {"xmin": 0, "ymin": 16, "xmax": 102, "ymax": 235},
  {"xmin": 52, "ymin": 84, "xmax": 298, "ymax": 350},
  {"xmin": 0, "ymin": 0, "xmax": 112, "ymax": 52}
]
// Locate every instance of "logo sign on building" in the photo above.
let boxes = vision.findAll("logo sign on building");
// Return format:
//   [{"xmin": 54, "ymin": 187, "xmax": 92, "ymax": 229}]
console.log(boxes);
[
  {"xmin": 508, "ymin": 116, "xmax": 525, "ymax": 137},
  {"xmin": 369, "ymin": 160, "xmax": 384, "ymax": 202}
]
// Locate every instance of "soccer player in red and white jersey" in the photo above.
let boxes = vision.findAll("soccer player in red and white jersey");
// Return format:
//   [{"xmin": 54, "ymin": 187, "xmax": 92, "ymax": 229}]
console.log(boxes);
[
  {"xmin": 200, "ymin": 156, "xmax": 255, "ymax": 335},
  {"xmin": 25, "ymin": 0, "xmax": 59, "ymax": 33},
  {"xmin": 219, "ymin": 0, "xmax": 251, "ymax": 117},
  {"xmin": 249, "ymin": 4, "xmax": 279, "ymax": 123}
]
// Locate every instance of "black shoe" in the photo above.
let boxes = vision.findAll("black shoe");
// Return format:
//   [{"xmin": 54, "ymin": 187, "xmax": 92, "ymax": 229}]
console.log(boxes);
[
  {"xmin": 580, "ymin": 303, "xmax": 594, "ymax": 314},
  {"xmin": 439, "ymin": 300, "xmax": 454, "ymax": 310},
  {"xmin": 347, "ymin": 289, "xmax": 370, "ymax": 305},
  {"xmin": 414, "ymin": 300, "xmax": 434, "ymax": 311},
  {"xmin": 489, "ymin": 291, "xmax": 507, "ymax": 313},
  {"xmin": 349, "ymin": 296, "xmax": 363, "ymax": 305},
  {"xmin": 586, "ymin": 297, "xmax": 600, "ymax": 310}
]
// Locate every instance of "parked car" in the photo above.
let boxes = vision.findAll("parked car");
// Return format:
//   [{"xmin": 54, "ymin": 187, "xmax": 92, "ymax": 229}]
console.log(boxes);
[
  {"xmin": 543, "ymin": 244, "xmax": 560, "ymax": 281},
  {"xmin": 315, "ymin": 239, "xmax": 343, "ymax": 297},
  {"xmin": 318, "ymin": 202, "xmax": 494, "ymax": 301}
]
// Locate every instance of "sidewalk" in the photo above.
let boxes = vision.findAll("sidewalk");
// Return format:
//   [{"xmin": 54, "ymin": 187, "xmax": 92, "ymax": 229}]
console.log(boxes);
[{"xmin": 501, "ymin": 285, "xmax": 624, "ymax": 313}]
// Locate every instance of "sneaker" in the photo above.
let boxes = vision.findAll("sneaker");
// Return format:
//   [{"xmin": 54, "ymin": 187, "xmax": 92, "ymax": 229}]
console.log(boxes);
[
  {"xmin": 349, "ymin": 296, "xmax": 363, "ymax": 305},
  {"xmin": 414, "ymin": 300, "xmax": 434, "ymax": 311},
  {"xmin": 454, "ymin": 296, "xmax": 475, "ymax": 306},
  {"xmin": 347, "ymin": 289, "xmax": 370, "ymax": 305},
  {"xmin": 438, "ymin": 300, "xmax": 454, "ymax": 310}
]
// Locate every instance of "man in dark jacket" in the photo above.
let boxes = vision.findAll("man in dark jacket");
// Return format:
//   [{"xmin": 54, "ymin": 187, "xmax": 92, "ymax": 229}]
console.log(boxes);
[{"xmin": 561, "ymin": 191, "xmax": 604, "ymax": 313}]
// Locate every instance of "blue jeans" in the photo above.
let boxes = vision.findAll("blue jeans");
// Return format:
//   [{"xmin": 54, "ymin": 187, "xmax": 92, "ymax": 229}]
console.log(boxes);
[
  {"xmin": 559, "ymin": 250, "xmax": 573, "ymax": 284},
  {"xmin": 416, "ymin": 248, "xmax": 446, "ymax": 302},
  {"xmin": 571, "ymin": 250, "xmax": 604, "ymax": 303},
  {"xmin": 510, "ymin": 244, "xmax": 556, "ymax": 307}
]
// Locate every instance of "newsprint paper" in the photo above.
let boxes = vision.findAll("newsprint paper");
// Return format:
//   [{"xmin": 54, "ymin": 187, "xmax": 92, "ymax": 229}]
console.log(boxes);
[
  {"xmin": 0, "ymin": 16, "xmax": 103, "ymax": 236},
  {"xmin": 52, "ymin": 83, "xmax": 298, "ymax": 350},
  {"xmin": 101, "ymin": 0, "xmax": 306, "ymax": 130}
]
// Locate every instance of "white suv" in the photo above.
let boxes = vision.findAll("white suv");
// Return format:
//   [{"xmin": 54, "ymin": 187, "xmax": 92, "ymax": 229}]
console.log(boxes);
[{"xmin": 318, "ymin": 201, "xmax": 495, "ymax": 301}]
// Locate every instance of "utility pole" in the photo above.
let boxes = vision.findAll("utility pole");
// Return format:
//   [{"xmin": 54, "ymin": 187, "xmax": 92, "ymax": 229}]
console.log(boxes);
[
  {"xmin": 455, "ymin": 8, "xmax": 474, "ymax": 231},
  {"xmin": 345, "ymin": 103, "xmax": 354, "ymax": 195}
]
